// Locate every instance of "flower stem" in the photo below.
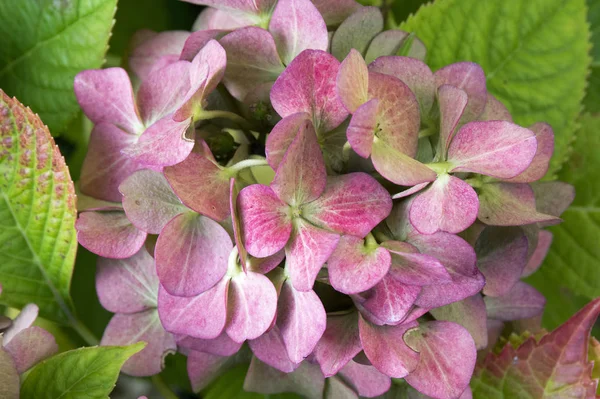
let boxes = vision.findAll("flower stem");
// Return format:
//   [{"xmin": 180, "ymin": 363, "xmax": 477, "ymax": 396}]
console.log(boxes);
[
  {"xmin": 71, "ymin": 318, "xmax": 99, "ymax": 346},
  {"xmin": 227, "ymin": 158, "xmax": 269, "ymax": 175},
  {"xmin": 151, "ymin": 375, "xmax": 179, "ymax": 399},
  {"xmin": 196, "ymin": 110, "xmax": 253, "ymax": 129}
]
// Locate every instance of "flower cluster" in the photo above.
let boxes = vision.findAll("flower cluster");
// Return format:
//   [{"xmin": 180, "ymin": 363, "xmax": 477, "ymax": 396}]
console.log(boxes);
[
  {"xmin": 73, "ymin": 1, "xmax": 574, "ymax": 398},
  {"xmin": 0, "ymin": 284, "xmax": 58, "ymax": 396}
]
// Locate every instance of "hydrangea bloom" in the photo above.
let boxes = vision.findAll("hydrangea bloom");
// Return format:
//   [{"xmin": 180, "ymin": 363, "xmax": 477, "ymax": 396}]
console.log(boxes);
[
  {"xmin": 0, "ymin": 285, "xmax": 58, "ymax": 397},
  {"xmin": 74, "ymin": 2, "xmax": 574, "ymax": 398}
]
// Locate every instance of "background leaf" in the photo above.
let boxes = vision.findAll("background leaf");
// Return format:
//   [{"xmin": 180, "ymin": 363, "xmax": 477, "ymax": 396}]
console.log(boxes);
[
  {"xmin": 400, "ymin": 0, "xmax": 591, "ymax": 176},
  {"xmin": 20, "ymin": 343, "xmax": 144, "ymax": 399},
  {"xmin": 525, "ymin": 113, "xmax": 600, "ymax": 329},
  {"xmin": 584, "ymin": 0, "xmax": 600, "ymax": 113},
  {"xmin": 0, "ymin": 0, "xmax": 117, "ymax": 134},
  {"xmin": 0, "ymin": 90, "xmax": 77, "ymax": 323},
  {"xmin": 471, "ymin": 298, "xmax": 600, "ymax": 398}
]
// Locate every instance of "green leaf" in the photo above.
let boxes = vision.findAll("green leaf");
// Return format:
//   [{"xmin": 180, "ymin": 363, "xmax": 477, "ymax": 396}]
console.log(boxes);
[
  {"xmin": 525, "ymin": 113, "xmax": 600, "ymax": 329},
  {"xmin": 400, "ymin": 0, "xmax": 591, "ymax": 176},
  {"xmin": 0, "ymin": 0, "xmax": 117, "ymax": 133},
  {"xmin": 390, "ymin": 0, "xmax": 429, "ymax": 26},
  {"xmin": 203, "ymin": 364, "xmax": 302, "ymax": 399},
  {"xmin": 584, "ymin": 0, "xmax": 600, "ymax": 112},
  {"xmin": 20, "ymin": 343, "xmax": 145, "ymax": 399},
  {"xmin": 471, "ymin": 298, "xmax": 600, "ymax": 398},
  {"xmin": 0, "ymin": 90, "xmax": 77, "ymax": 323}
]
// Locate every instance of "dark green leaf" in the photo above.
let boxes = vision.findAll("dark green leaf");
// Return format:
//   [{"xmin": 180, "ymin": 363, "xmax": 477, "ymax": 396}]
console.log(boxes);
[{"xmin": 0, "ymin": 0, "xmax": 117, "ymax": 133}]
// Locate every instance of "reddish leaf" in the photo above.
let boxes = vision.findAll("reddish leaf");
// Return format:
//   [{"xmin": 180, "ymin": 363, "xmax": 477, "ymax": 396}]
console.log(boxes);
[{"xmin": 472, "ymin": 298, "xmax": 600, "ymax": 398}]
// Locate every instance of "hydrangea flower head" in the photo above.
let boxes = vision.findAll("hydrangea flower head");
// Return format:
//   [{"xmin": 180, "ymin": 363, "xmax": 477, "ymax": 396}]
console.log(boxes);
[{"xmin": 73, "ymin": 3, "xmax": 575, "ymax": 398}]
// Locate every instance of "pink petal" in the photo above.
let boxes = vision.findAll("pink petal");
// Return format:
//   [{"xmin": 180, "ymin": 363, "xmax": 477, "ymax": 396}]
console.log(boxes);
[
  {"xmin": 226, "ymin": 271, "xmax": 278, "ymax": 342},
  {"xmin": 180, "ymin": 29, "xmax": 226, "ymax": 62},
  {"xmin": 368, "ymin": 71, "xmax": 421, "ymax": 157},
  {"xmin": 368, "ymin": 55, "xmax": 435, "ymax": 116},
  {"xmin": 337, "ymin": 49, "xmax": 369, "ymax": 113},
  {"xmin": 303, "ymin": 173, "xmax": 392, "ymax": 237},
  {"xmin": 237, "ymin": 184, "xmax": 292, "ymax": 258},
  {"xmin": 276, "ymin": 281, "xmax": 326, "ymax": 363},
  {"xmin": 448, "ymin": 121, "xmax": 537, "ymax": 179},
  {"xmin": 74, "ymin": 68, "xmax": 143, "ymax": 134},
  {"xmin": 310, "ymin": 0, "xmax": 360, "ymax": 26},
  {"xmin": 409, "ymin": 174, "xmax": 479, "ymax": 234},
  {"xmin": 184, "ymin": 0, "xmax": 276, "ymax": 14},
  {"xmin": 353, "ymin": 274, "xmax": 421, "ymax": 325},
  {"xmin": 484, "ymin": 281, "xmax": 545, "ymax": 321},
  {"xmin": 434, "ymin": 62, "xmax": 487, "ymax": 121},
  {"xmin": 330, "ymin": 6, "xmax": 383, "ymax": 60},
  {"xmin": 2, "ymin": 304, "xmax": 38, "ymax": 345},
  {"xmin": 120, "ymin": 170, "xmax": 187, "ymax": 234},
  {"xmin": 313, "ymin": 312, "xmax": 361, "ymax": 377},
  {"xmin": 248, "ymin": 250, "xmax": 285, "ymax": 274},
  {"xmin": 522, "ymin": 230, "xmax": 553, "ymax": 277},
  {"xmin": 100, "ymin": 310, "xmax": 176, "ymax": 377},
  {"xmin": 177, "ymin": 332, "xmax": 242, "ymax": 357},
  {"xmin": 285, "ymin": 220, "xmax": 339, "ymax": 291},
  {"xmin": 0, "ymin": 346, "xmax": 19, "ymax": 398},
  {"xmin": 155, "ymin": 212, "xmax": 232, "ymax": 297},
  {"xmin": 265, "ymin": 112, "xmax": 311, "ymax": 169},
  {"xmin": 384, "ymin": 241, "xmax": 452, "ymax": 286},
  {"xmin": 478, "ymin": 182, "xmax": 559, "ymax": 226},
  {"xmin": 136, "ymin": 61, "xmax": 191, "ymax": 126},
  {"xmin": 392, "ymin": 182, "xmax": 430, "ymax": 199},
  {"xmin": 187, "ymin": 350, "xmax": 236, "ymax": 392},
  {"xmin": 346, "ymin": 99, "xmax": 378, "ymax": 158},
  {"xmin": 76, "ymin": 211, "xmax": 147, "ymax": 259},
  {"xmin": 479, "ymin": 93, "xmax": 513, "ymax": 122},
  {"xmin": 244, "ymin": 357, "xmax": 325, "ymax": 399},
  {"xmin": 4, "ymin": 326, "xmax": 58, "ymax": 373},
  {"xmin": 404, "ymin": 321, "xmax": 476, "ymax": 399},
  {"xmin": 249, "ymin": 326, "xmax": 298, "ymax": 372},
  {"xmin": 220, "ymin": 27, "xmax": 285, "ymax": 101},
  {"xmin": 157, "ymin": 280, "xmax": 228, "ymax": 339},
  {"xmin": 505, "ymin": 122, "xmax": 554, "ymax": 183},
  {"xmin": 430, "ymin": 294, "xmax": 488, "ymax": 350},
  {"xmin": 371, "ymin": 141, "xmax": 437, "ymax": 186},
  {"xmin": 174, "ymin": 40, "xmax": 227, "ymax": 121},
  {"xmin": 408, "ymin": 231, "xmax": 485, "ymax": 308},
  {"xmin": 271, "ymin": 50, "xmax": 348, "ymax": 132},
  {"xmin": 358, "ymin": 316, "xmax": 420, "ymax": 378},
  {"xmin": 437, "ymin": 85, "xmax": 468, "ymax": 155},
  {"xmin": 271, "ymin": 120, "xmax": 327, "ymax": 205},
  {"xmin": 192, "ymin": 7, "xmax": 254, "ymax": 31},
  {"xmin": 337, "ymin": 360, "xmax": 392, "ymax": 398},
  {"xmin": 476, "ymin": 226, "xmax": 529, "ymax": 297},
  {"xmin": 79, "ymin": 123, "xmax": 147, "ymax": 202},
  {"xmin": 164, "ymin": 151, "xmax": 230, "ymax": 221},
  {"xmin": 269, "ymin": 0, "xmax": 328, "ymax": 65},
  {"xmin": 121, "ymin": 116, "xmax": 194, "ymax": 167},
  {"xmin": 96, "ymin": 247, "xmax": 158, "ymax": 313},
  {"xmin": 129, "ymin": 30, "xmax": 190, "ymax": 80},
  {"xmin": 328, "ymin": 235, "xmax": 391, "ymax": 294}
]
